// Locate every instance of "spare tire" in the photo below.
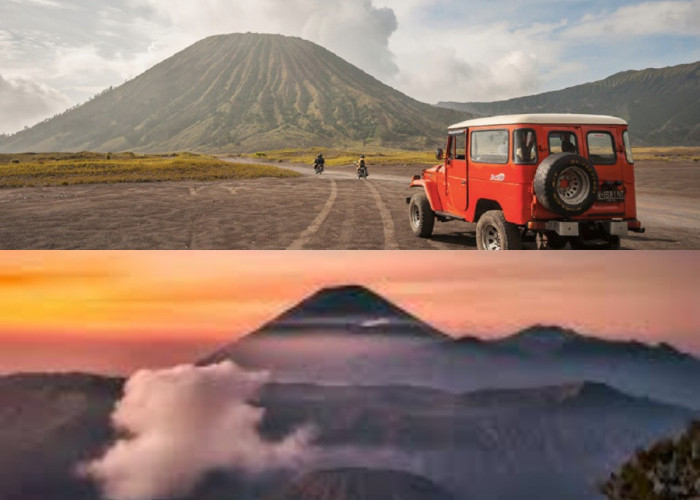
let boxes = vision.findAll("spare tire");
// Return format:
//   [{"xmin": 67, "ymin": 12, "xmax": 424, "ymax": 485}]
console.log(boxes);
[{"xmin": 534, "ymin": 153, "xmax": 598, "ymax": 216}]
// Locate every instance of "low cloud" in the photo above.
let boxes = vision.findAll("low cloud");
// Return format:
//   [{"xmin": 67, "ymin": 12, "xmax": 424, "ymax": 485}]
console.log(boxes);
[
  {"xmin": 80, "ymin": 362, "xmax": 314, "ymax": 500},
  {"xmin": 0, "ymin": 74, "xmax": 71, "ymax": 134}
]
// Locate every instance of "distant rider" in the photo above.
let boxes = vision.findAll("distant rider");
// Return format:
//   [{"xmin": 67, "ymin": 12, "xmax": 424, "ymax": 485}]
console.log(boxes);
[
  {"xmin": 313, "ymin": 153, "xmax": 325, "ymax": 174},
  {"xmin": 356, "ymin": 154, "xmax": 368, "ymax": 177}
]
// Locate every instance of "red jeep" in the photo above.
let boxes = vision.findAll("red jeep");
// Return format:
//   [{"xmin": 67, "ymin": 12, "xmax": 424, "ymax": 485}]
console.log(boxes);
[{"xmin": 407, "ymin": 114, "xmax": 645, "ymax": 249}]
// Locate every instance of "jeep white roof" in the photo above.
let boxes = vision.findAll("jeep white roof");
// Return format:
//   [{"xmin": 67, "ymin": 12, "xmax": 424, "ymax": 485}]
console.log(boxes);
[{"xmin": 448, "ymin": 113, "xmax": 627, "ymax": 130}]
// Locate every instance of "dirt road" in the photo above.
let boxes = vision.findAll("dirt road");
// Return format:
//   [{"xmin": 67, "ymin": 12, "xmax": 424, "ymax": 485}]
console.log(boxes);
[{"xmin": 0, "ymin": 160, "xmax": 697, "ymax": 249}]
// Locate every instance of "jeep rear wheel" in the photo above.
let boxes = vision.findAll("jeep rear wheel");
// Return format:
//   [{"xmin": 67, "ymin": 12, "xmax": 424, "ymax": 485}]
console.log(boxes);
[
  {"xmin": 409, "ymin": 191, "xmax": 435, "ymax": 237},
  {"xmin": 476, "ymin": 210, "xmax": 522, "ymax": 250},
  {"xmin": 534, "ymin": 153, "xmax": 598, "ymax": 216}
]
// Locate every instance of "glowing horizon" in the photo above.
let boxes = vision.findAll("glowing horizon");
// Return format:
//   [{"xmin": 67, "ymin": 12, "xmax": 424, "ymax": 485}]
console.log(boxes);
[{"xmin": 1, "ymin": 251, "xmax": 698, "ymax": 375}]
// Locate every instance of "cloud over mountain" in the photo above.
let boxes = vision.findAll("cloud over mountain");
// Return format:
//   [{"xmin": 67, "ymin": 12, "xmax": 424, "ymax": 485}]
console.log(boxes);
[{"xmin": 82, "ymin": 362, "xmax": 314, "ymax": 500}]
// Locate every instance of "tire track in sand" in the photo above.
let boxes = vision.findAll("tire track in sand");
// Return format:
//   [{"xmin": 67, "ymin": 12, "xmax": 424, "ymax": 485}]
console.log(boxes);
[
  {"xmin": 287, "ymin": 179, "xmax": 338, "ymax": 249},
  {"xmin": 365, "ymin": 181, "xmax": 400, "ymax": 250}
]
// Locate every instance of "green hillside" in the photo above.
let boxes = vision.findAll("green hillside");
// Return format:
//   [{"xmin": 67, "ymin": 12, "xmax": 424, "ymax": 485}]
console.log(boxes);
[
  {"xmin": 438, "ymin": 62, "xmax": 700, "ymax": 146},
  {"xmin": 0, "ymin": 33, "xmax": 467, "ymax": 153}
]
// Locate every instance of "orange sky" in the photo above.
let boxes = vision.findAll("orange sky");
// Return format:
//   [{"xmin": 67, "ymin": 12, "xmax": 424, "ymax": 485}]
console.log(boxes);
[{"xmin": 0, "ymin": 251, "xmax": 698, "ymax": 375}]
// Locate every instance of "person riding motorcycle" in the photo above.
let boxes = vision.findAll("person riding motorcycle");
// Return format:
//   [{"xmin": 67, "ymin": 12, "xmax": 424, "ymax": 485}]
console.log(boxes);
[
  {"xmin": 313, "ymin": 153, "xmax": 325, "ymax": 174},
  {"xmin": 356, "ymin": 155, "xmax": 368, "ymax": 178}
]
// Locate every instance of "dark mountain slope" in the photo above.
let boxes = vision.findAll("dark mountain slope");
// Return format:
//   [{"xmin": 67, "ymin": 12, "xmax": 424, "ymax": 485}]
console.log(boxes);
[
  {"xmin": 0, "ymin": 33, "xmax": 466, "ymax": 153},
  {"xmin": 265, "ymin": 468, "xmax": 459, "ymax": 500},
  {"xmin": 438, "ymin": 61, "xmax": 700, "ymax": 145},
  {"xmin": 0, "ymin": 372, "xmax": 695, "ymax": 500},
  {"xmin": 0, "ymin": 373, "xmax": 122, "ymax": 500}
]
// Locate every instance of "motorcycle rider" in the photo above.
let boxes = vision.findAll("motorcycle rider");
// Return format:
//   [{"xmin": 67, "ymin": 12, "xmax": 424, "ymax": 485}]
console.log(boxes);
[
  {"xmin": 356, "ymin": 154, "xmax": 368, "ymax": 178},
  {"xmin": 313, "ymin": 153, "xmax": 325, "ymax": 174}
]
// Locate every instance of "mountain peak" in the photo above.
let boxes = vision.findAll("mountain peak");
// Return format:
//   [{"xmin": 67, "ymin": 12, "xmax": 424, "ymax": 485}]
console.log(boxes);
[
  {"xmin": 497, "ymin": 325, "xmax": 580, "ymax": 353},
  {"xmin": 279, "ymin": 285, "xmax": 402, "ymax": 319},
  {"xmin": 0, "ymin": 32, "xmax": 464, "ymax": 153}
]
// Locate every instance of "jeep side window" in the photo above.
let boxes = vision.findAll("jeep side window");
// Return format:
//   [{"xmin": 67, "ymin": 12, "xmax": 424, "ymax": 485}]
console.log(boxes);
[
  {"xmin": 449, "ymin": 130, "xmax": 467, "ymax": 160},
  {"xmin": 587, "ymin": 132, "xmax": 616, "ymax": 165},
  {"xmin": 623, "ymin": 131, "xmax": 634, "ymax": 164},
  {"xmin": 549, "ymin": 132, "xmax": 578, "ymax": 154},
  {"xmin": 471, "ymin": 130, "xmax": 508, "ymax": 164},
  {"xmin": 513, "ymin": 129, "xmax": 537, "ymax": 164}
]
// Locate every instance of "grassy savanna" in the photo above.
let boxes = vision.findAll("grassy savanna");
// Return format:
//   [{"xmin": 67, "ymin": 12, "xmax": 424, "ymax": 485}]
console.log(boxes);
[
  {"xmin": 248, "ymin": 146, "xmax": 700, "ymax": 166},
  {"xmin": 0, "ymin": 152, "xmax": 299, "ymax": 188},
  {"xmin": 245, "ymin": 148, "xmax": 440, "ymax": 167},
  {"xmin": 631, "ymin": 147, "xmax": 700, "ymax": 162}
]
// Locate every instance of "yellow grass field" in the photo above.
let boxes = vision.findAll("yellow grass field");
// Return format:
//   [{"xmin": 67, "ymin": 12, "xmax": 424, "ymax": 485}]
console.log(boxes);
[
  {"xmin": 249, "ymin": 146, "xmax": 700, "ymax": 166},
  {"xmin": 245, "ymin": 148, "xmax": 439, "ymax": 167},
  {"xmin": 631, "ymin": 147, "xmax": 700, "ymax": 162},
  {"xmin": 0, "ymin": 152, "xmax": 299, "ymax": 188}
]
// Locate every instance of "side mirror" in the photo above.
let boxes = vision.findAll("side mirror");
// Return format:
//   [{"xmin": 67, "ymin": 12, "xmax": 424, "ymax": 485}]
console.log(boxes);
[{"xmin": 435, "ymin": 148, "xmax": 444, "ymax": 160}]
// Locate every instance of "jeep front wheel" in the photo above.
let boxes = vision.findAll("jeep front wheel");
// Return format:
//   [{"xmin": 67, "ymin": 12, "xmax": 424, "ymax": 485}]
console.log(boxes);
[
  {"xmin": 409, "ymin": 191, "xmax": 435, "ymax": 237},
  {"xmin": 534, "ymin": 153, "xmax": 598, "ymax": 216},
  {"xmin": 476, "ymin": 210, "xmax": 522, "ymax": 250}
]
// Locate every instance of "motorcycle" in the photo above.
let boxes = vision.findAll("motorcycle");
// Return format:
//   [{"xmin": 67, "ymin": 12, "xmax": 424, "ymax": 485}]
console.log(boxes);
[
  {"xmin": 314, "ymin": 162, "xmax": 324, "ymax": 174},
  {"xmin": 357, "ymin": 165, "xmax": 368, "ymax": 179}
]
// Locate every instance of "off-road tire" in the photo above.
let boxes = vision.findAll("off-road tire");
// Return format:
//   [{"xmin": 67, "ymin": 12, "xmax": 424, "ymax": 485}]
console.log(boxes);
[
  {"xmin": 534, "ymin": 153, "xmax": 598, "ymax": 216},
  {"xmin": 476, "ymin": 210, "xmax": 522, "ymax": 250},
  {"xmin": 409, "ymin": 191, "xmax": 435, "ymax": 238}
]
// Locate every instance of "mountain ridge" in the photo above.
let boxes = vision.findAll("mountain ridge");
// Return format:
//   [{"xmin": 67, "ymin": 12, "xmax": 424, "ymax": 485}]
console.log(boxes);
[{"xmin": 438, "ymin": 61, "xmax": 700, "ymax": 145}]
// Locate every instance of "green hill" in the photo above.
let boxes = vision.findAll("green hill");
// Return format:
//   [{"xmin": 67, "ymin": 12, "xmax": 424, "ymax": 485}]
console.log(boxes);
[
  {"xmin": 0, "ymin": 33, "xmax": 467, "ymax": 153},
  {"xmin": 438, "ymin": 62, "xmax": 700, "ymax": 146}
]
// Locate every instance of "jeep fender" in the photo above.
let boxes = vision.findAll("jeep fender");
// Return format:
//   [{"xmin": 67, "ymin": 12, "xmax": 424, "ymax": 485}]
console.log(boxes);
[{"xmin": 410, "ymin": 179, "xmax": 443, "ymax": 213}]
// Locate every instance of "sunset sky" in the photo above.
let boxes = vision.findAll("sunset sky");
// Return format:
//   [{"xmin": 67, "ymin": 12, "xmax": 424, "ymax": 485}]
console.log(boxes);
[{"xmin": 0, "ymin": 251, "xmax": 698, "ymax": 376}]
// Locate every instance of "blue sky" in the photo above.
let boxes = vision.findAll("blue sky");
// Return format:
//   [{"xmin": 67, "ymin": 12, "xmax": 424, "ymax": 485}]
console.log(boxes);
[{"xmin": 0, "ymin": 0, "xmax": 698, "ymax": 134}]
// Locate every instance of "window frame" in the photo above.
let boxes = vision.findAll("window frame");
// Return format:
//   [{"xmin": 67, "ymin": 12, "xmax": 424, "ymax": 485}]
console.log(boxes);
[
  {"xmin": 512, "ymin": 128, "xmax": 538, "ymax": 165},
  {"xmin": 470, "ymin": 128, "xmax": 509, "ymax": 164},
  {"xmin": 448, "ymin": 129, "xmax": 467, "ymax": 160},
  {"xmin": 623, "ymin": 130, "xmax": 634, "ymax": 164},
  {"xmin": 548, "ymin": 130, "xmax": 579, "ymax": 155},
  {"xmin": 586, "ymin": 131, "xmax": 617, "ymax": 165}
]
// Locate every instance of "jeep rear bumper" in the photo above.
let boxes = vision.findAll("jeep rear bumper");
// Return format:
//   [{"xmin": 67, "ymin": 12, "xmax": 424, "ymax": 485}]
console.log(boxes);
[{"xmin": 527, "ymin": 219, "xmax": 645, "ymax": 237}]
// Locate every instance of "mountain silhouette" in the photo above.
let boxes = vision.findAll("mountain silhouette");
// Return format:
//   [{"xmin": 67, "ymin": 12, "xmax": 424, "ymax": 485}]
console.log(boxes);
[
  {"xmin": 201, "ymin": 285, "xmax": 448, "ymax": 384},
  {"xmin": 432, "ymin": 324, "xmax": 700, "ymax": 409},
  {"xmin": 265, "ymin": 468, "xmax": 460, "ymax": 500},
  {"xmin": 438, "ymin": 61, "xmax": 700, "ymax": 146},
  {"xmin": 202, "ymin": 287, "xmax": 700, "ymax": 408},
  {"xmin": 0, "ymin": 33, "xmax": 465, "ymax": 153}
]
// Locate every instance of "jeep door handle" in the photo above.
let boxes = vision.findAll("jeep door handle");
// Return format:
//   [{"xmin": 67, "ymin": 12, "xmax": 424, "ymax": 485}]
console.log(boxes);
[{"xmin": 461, "ymin": 180, "xmax": 467, "ymax": 185}]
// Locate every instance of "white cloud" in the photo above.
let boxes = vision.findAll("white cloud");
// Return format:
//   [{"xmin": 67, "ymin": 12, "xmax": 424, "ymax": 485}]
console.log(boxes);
[
  {"xmin": 564, "ymin": 0, "xmax": 700, "ymax": 39},
  {"xmin": 81, "ymin": 362, "xmax": 314, "ymax": 500},
  {"xmin": 128, "ymin": 0, "xmax": 398, "ymax": 79},
  {"xmin": 0, "ymin": 74, "xmax": 72, "ymax": 134}
]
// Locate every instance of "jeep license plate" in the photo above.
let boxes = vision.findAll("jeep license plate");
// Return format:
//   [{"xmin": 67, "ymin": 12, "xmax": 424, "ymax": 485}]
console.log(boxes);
[{"xmin": 597, "ymin": 190, "xmax": 625, "ymax": 202}]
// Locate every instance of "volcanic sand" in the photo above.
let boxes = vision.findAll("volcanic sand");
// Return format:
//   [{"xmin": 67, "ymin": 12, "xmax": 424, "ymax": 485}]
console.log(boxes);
[{"xmin": 0, "ymin": 159, "xmax": 698, "ymax": 250}]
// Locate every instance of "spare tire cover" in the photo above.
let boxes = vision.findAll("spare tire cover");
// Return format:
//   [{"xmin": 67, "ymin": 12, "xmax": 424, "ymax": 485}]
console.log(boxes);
[{"xmin": 534, "ymin": 153, "xmax": 598, "ymax": 216}]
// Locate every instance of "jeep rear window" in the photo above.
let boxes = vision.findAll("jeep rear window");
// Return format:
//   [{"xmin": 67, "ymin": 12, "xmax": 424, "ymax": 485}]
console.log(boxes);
[
  {"xmin": 471, "ymin": 130, "xmax": 508, "ymax": 164},
  {"xmin": 587, "ymin": 132, "xmax": 616, "ymax": 165},
  {"xmin": 548, "ymin": 132, "xmax": 578, "ymax": 154},
  {"xmin": 513, "ymin": 129, "xmax": 537, "ymax": 164}
]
